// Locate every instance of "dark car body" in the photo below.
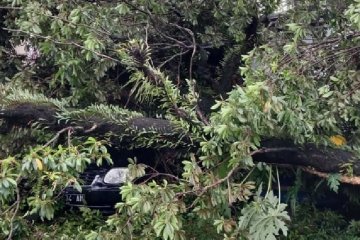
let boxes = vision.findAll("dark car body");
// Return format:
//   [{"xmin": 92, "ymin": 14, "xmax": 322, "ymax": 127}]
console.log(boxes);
[
  {"xmin": 64, "ymin": 148, "xmax": 155, "ymax": 212},
  {"xmin": 65, "ymin": 165, "xmax": 122, "ymax": 213}
]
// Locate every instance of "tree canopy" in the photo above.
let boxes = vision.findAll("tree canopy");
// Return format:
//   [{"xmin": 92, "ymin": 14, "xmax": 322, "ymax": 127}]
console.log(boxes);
[{"xmin": 1, "ymin": 0, "xmax": 360, "ymax": 239}]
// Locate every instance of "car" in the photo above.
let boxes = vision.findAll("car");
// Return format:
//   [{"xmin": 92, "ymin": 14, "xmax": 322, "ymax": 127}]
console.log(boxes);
[
  {"xmin": 64, "ymin": 148, "xmax": 155, "ymax": 213},
  {"xmin": 64, "ymin": 164, "xmax": 129, "ymax": 214}
]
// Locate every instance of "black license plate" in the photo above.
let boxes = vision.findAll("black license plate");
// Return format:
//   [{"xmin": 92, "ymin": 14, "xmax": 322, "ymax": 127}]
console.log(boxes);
[{"xmin": 66, "ymin": 194, "xmax": 85, "ymax": 204}]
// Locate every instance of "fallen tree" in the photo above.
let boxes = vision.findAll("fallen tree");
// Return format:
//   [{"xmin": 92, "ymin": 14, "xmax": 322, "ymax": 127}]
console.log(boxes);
[
  {"xmin": 1, "ymin": 98, "xmax": 360, "ymax": 180},
  {"xmin": 1, "ymin": 1, "xmax": 360, "ymax": 239}
]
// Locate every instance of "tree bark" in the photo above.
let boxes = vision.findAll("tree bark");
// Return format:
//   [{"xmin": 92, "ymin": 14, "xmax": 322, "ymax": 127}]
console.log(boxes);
[
  {"xmin": 1, "ymin": 103, "xmax": 360, "ymax": 180},
  {"xmin": 0, "ymin": 103, "xmax": 175, "ymax": 132},
  {"xmin": 253, "ymin": 139, "xmax": 359, "ymax": 175},
  {"xmin": 0, "ymin": 103, "xmax": 185, "ymax": 148}
]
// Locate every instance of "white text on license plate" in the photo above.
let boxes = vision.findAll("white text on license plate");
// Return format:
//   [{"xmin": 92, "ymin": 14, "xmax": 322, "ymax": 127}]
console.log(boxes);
[
  {"xmin": 67, "ymin": 194, "xmax": 85, "ymax": 203},
  {"xmin": 76, "ymin": 194, "xmax": 84, "ymax": 202}
]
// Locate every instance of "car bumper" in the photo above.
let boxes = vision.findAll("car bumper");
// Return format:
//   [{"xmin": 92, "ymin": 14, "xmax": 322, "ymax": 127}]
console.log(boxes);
[{"xmin": 65, "ymin": 185, "xmax": 121, "ymax": 210}]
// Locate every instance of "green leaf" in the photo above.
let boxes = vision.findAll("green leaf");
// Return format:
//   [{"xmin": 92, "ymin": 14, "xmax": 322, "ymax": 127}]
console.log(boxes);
[
  {"xmin": 116, "ymin": 3, "xmax": 130, "ymax": 15},
  {"xmin": 327, "ymin": 174, "xmax": 341, "ymax": 193},
  {"xmin": 238, "ymin": 191, "xmax": 290, "ymax": 240},
  {"xmin": 32, "ymin": 25, "xmax": 42, "ymax": 34}
]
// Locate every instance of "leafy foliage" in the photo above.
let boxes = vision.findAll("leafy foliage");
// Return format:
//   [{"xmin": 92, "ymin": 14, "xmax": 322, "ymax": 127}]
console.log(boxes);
[
  {"xmin": 327, "ymin": 174, "xmax": 341, "ymax": 193},
  {"xmin": 282, "ymin": 205, "xmax": 360, "ymax": 240},
  {"xmin": 0, "ymin": 137, "xmax": 112, "ymax": 239},
  {"xmin": 238, "ymin": 191, "xmax": 290, "ymax": 240},
  {"xmin": 0, "ymin": 0, "xmax": 360, "ymax": 239}
]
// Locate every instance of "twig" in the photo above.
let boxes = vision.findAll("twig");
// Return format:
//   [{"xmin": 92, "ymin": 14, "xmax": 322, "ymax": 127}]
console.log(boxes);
[
  {"xmin": 67, "ymin": 127, "xmax": 73, "ymax": 147},
  {"xmin": 276, "ymin": 167, "xmax": 281, "ymax": 205},
  {"xmin": 264, "ymin": 166, "xmax": 272, "ymax": 199},
  {"xmin": 122, "ymin": 0, "xmax": 149, "ymax": 15},
  {"xmin": 176, "ymin": 147, "xmax": 283, "ymax": 199},
  {"xmin": 140, "ymin": 172, "xmax": 181, "ymax": 185},
  {"xmin": 227, "ymin": 178, "xmax": 232, "ymax": 205},
  {"xmin": 139, "ymin": 165, "xmax": 184, "ymax": 184},
  {"xmin": 3, "ymin": 28, "xmax": 121, "ymax": 63},
  {"xmin": 0, "ymin": 201, "xmax": 18, "ymax": 216},
  {"xmin": 158, "ymin": 50, "xmax": 189, "ymax": 68},
  {"xmin": 256, "ymin": 147, "xmax": 297, "ymax": 153},
  {"xmin": 145, "ymin": 22, "xmax": 149, "ymax": 48},
  {"xmin": 176, "ymin": 49, "xmax": 183, "ymax": 86},
  {"xmin": 302, "ymin": 167, "xmax": 360, "ymax": 185},
  {"xmin": 0, "ymin": 6, "xmax": 22, "ymax": 9},
  {"xmin": 178, "ymin": 166, "xmax": 238, "ymax": 198},
  {"xmin": 195, "ymin": 106, "xmax": 209, "ymax": 125},
  {"xmin": 84, "ymin": 124, "xmax": 98, "ymax": 133},
  {"xmin": 169, "ymin": 23, "xmax": 196, "ymax": 80},
  {"xmin": 44, "ymin": 127, "xmax": 74, "ymax": 147},
  {"xmin": 279, "ymin": 33, "xmax": 360, "ymax": 69}
]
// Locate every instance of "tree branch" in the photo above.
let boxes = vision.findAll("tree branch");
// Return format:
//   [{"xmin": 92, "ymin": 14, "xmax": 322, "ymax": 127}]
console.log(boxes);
[
  {"xmin": 1, "ymin": 103, "xmax": 360, "ymax": 179},
  {"xmin": 252, "ymin": 139, "xmax": 360, "ymax": 175},
  {"xmin": 0, "ymin": 102, "xmax": 186, "ymax": 148}
]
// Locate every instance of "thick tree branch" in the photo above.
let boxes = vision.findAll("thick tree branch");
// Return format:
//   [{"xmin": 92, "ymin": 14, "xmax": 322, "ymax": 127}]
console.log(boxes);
[
  {"xmin": 0, "ymin": 103, "xmax": 185, "ymax": 148},
  {"xmin": 1, "ymin": 103, "xmax": 360, "ymax": 179},
  {"xmin": 252, "ymin": 139, "xmax": 360, "ymax": 176}
]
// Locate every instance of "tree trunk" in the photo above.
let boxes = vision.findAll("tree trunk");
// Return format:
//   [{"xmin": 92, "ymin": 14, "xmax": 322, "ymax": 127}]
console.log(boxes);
[{"xmin": 1, "ymin": 102, "xmax": 360, "ymax": 181}]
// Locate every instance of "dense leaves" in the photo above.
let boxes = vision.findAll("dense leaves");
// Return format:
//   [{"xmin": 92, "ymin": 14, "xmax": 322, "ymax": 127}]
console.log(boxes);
[{"xmin": 1, "ymin": 0, "xmax": 360, "ymax": 239}]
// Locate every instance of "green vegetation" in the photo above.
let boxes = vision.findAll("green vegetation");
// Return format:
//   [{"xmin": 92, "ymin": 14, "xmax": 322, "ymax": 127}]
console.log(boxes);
[{"xmin": 1, "ymin": 0, "xmax": 360, "ymax": 239}]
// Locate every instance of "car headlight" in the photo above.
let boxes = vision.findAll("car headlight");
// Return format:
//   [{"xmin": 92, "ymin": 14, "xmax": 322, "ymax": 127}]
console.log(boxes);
[{"xmin": 103, "ymin": 168, "xmax": 129, "ymax": 184}]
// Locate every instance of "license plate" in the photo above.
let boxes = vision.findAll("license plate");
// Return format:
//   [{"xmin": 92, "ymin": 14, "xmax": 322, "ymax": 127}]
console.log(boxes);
[{"xmin": 66, "ymin": 194, "xmax": 85, "ymax": 203}]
